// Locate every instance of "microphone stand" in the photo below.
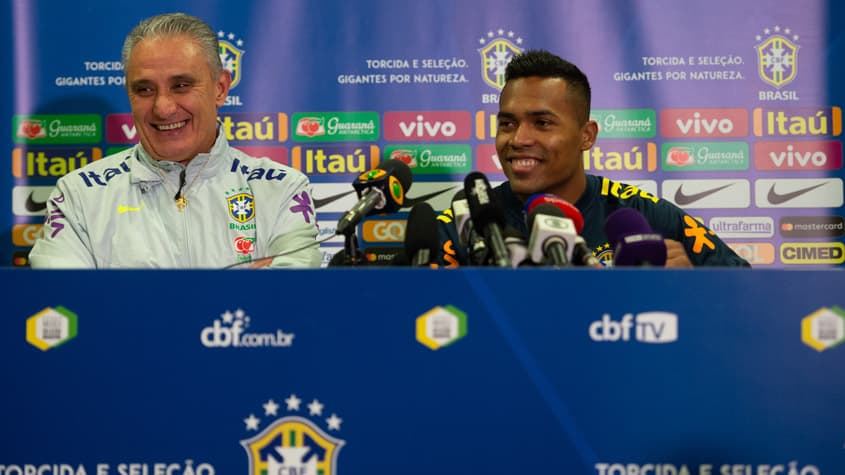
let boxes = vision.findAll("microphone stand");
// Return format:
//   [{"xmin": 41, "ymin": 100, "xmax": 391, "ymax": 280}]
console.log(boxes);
[{"xmin": 342, "ymin": 230, "xmax": 364, "ymax": 266}]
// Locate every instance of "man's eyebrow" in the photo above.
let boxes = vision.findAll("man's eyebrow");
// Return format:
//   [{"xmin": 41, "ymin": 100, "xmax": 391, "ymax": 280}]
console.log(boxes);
[
  {"xmin": 128, "ymin": 79, "xmax": 153, "ymax": 89},
  {"xmin": 170, "ymin": 74, "xmax": 197, "ymax": 83},
  {"xmin": 497, "ymin": 110, "xmax": 557, "ymax": 119}
]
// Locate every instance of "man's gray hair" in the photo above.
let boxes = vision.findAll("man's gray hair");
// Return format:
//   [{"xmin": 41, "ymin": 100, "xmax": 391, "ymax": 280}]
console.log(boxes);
[{"xmin": 122, "ymin": 12, "xmax": 223, "ymax": 77}]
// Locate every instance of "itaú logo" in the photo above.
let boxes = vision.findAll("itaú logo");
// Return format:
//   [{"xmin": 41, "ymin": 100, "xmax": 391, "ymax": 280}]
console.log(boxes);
[{"xmin": 589, "ymin": 312, "xmax": 678, "ymax": 343}]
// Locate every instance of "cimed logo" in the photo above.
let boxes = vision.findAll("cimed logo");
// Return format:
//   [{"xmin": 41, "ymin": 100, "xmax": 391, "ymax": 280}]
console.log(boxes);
[
  {"xmin": 241, "ymin": 394, "xmax": 345, "ymax": 475},
  {"xmin": 478, "ymin": 28, "xmax": 523, "ymax": 90},
  {"xmin": 755, "ymin": 25, "xmax": 799, "ymax": 88}
]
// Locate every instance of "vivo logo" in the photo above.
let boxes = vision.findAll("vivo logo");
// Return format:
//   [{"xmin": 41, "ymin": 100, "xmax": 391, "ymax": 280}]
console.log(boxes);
[
  {"xmin": 660, "ymin": 108, "xmax": 748, "ymax": 137},
  {"xmin": 677, "ymin": 114, "xmax": 734, "ymax": 135},
  {"xmin": 399, "ymin": 116, "xmax": 457, "ymax": 137},
  {"xmin": 383, "ymin": 111, "xmax": 471, "ymax": 141},
  {"xmin": 589, "ymin": 312, "xmax": 678, "ymax": 343},
  {"xmin": 754, "ymin": 140, "xmax": 843, "ymax": 171}
]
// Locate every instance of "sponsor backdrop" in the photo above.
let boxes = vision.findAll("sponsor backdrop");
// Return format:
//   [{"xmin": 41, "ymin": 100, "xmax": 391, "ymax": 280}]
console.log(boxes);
[
  {"xmin": 2, "ymin": 269, "xmax": 844, "ymax": 473},
  {"xmin": 4, "ymin": 0, "xmax": 845, "ymax": 267}
]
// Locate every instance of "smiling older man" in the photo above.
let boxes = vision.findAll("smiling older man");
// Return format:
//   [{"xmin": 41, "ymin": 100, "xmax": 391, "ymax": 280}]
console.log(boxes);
[{"xmin": 30, "ymin": 13, "xmax": 320, "ymax": 269}]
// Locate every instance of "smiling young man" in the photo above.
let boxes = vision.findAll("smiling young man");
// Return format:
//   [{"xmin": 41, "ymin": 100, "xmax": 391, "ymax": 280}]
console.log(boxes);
[
  {"xmin": 438, "ymin": 50, "xmax": 749, "ymax": 268},
  {"xmin": 30, "ymin": 13, "xmax": 320, "ymax": 268}
]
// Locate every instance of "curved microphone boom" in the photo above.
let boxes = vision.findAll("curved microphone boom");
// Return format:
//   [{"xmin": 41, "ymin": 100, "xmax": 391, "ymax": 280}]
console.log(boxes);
[
  {"xmin": 335, "ymin": 159, "xmax": 413, "ymax": 236},
  {"xmin": 604, "ymin": 208, "xmax": 667, "ymax": 266}
]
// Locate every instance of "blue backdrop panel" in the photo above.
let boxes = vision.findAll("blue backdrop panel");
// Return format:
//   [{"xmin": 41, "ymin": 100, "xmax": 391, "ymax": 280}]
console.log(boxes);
[{"xmin": 1, "ymin": 269, "xmax": 842, "ymax": 474}]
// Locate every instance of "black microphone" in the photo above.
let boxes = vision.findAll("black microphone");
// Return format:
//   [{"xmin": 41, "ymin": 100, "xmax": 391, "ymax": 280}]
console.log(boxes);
[
  {"xmin": 451, "ymin": 189, "xmax": 487, "ymax": 265},
  {"xmin": 526, "ymin": 203, "xmax": 578, "ymax": 267},
  {"xmin": 404, "ymin": 202, "xmax": 440, "ymax": 267},
  {"xmin": 604, "ymin": 208, "xmax": 667, "ymax": 267},
  {"xmin": 463, "ymin": 172, "xmax": 509, "ymax": 267},
  {"xmin": 336, "ymin": 159, "xmax": 413, "ymax": 236}
]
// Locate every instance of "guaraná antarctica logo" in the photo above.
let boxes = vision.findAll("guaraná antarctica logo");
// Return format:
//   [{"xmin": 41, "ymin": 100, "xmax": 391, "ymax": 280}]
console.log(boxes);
[
  {"xmin": 26, "ymin": 306, "xmax": 78, "ymax": 351},
  {"xmin": 478, "ymin": 28, "xmax": 523, "ymax": 90},
  {"xmin": 415, "ymin": 305, "xmax": 468, "ymax": 350},
  {"xmin": 241, "ymin": 394, "xmax": 344, "ymax": 475},
  {"xmin": 755, "ymin": 25, "xmax": 799, "ymax": 89},
  {"xmin": 801, "ymin": 305, "xmax": 845, "ymax": 352}
]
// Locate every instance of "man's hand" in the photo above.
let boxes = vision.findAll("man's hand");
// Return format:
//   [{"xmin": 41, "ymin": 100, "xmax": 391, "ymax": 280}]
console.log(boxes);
[{"xmin": 664, "ymin": 239, "xmax": 693, "ymax": 268}]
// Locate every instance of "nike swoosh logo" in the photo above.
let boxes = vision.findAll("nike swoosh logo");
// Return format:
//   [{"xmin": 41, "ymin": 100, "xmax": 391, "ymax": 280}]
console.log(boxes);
[
  {"xmin": 766, "ymin": 182, "xmax": 828, "ymax": 205},
  {"xmin": 25, "ymin": 192, "xmax": 47, "ymax": 213},
  {"xmin": 674, "ymin": 183, "xmax": 734, "ymax": 206},
  {"xmin": 313, "ymin": 190, "xmax": 356, "ymax": 209},
  {"xmin": 402, "ymin": 187, "xmax": 457, "ymax": 208},
  {"xmin": 118, "ymin": 205, "xmax": 143, "ymax": 214}
]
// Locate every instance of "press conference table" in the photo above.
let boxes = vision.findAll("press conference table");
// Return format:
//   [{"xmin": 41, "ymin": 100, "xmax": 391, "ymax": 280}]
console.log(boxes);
[{"xmin": 1, "ymin": 268, "xmax": 842, "ymax": 475}]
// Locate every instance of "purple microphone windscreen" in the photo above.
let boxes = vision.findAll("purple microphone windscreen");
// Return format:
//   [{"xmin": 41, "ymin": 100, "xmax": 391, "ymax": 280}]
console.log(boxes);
[
  {"xmin": 404, "ymin": 202, "xmax": 439, "ymax": 258},
  {"xmin": 604, "ymin": 208, "xmax": 654, "ymax": 249}
]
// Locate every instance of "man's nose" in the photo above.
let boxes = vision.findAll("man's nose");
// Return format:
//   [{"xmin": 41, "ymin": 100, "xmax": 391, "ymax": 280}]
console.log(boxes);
[{"xmin": 153, "ymin": 92, "xmax": 177, "ymax": 117}]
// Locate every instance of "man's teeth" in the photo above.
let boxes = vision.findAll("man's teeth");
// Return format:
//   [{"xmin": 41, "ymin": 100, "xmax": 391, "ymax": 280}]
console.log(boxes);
[
  {"xmin": 514, "ymin": 159, "xmax": 536, "ymax": 167},
  {"xmin": 157, "ymin": 121, "xmax": 186, "ymax": 131}
]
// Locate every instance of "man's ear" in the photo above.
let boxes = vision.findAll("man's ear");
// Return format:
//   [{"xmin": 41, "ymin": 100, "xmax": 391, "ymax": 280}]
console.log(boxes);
[
  {"xmin": 215, "ymin": 70, "xmax": 232, "ymax": 106},
  {"xmin": 580, "ymin": 120, "xmax": 599, "ymax": 151}
]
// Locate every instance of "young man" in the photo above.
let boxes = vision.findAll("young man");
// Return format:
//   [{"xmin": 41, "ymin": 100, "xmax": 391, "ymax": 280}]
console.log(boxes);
[
  {"xmin": 30, "ymin": 13, "xmax": 320, "ymax": 268},
  {"xmin": 439, "ymin": 50, "xmax": 749, "ymax": 268}
]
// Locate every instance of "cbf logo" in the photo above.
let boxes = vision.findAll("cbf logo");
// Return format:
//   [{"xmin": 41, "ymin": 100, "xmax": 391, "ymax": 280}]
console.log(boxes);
[
  {"xmin": 241, "ymin": 394, "xmax": 345, "ymax": 475},
  {"xmin": 218, "ymin": 30, "xmax": 245, "ymax": 106},
  {"xmin": 589, "ymin": 312, "xmax": 678, "ymax": 343},
  {"xmin": 593, "ymin": 242, "xmax": 613, "ymax": 267},
  {"xmin": 200, "ymin": 308, "xmax": 295, "ymax": 348},
  {"xmin": 478, "ymin": 28, "xmax": 523, "ymax": 90},
  {"xmin": 801, "ymin": 306, "xmax": 845, "ymax": 352},
  {"xmin": 226, "ymin": 188, "xmax": 255, "ymax": 223},
  {"xmin": 755, "ymin": 25, "xmax": 799, "ymax": 89}
]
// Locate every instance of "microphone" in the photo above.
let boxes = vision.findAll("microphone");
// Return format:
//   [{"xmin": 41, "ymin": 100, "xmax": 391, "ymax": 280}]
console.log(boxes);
[
  {"xmin": 404, "ymin": 202, "xmax": 440, "ymax": 267},
  {"xmin": 572, "ymin": 235, "xmax": 603, "ymax": 268},
  {"xmin": 336, "ymin": 159, "xmax": 413, "ymax": 236},
  {"xmin": 525, "ymin": 193, "xmax": 601, "ymax": 268},
  {"xmin": 451, "ymin": 190, "xmax": 487, "ymax": 265},
  {"xmin": 525, "ymin": 193, "xmax": 584, "ymax": 233},
  {"xmin": 526, "ymin": 203, "xmax": 578, "ymax": 267},
  {"xmin": 463, "ymin": 172, "xmax": 509, "ymax": 267},
  {"xmin": 503, "ymin": 227, "xmax": 531, "ymax": 268},
  {"xmin": 604, "ymin": 208, "xmax": 667, "ymax": 267}
]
